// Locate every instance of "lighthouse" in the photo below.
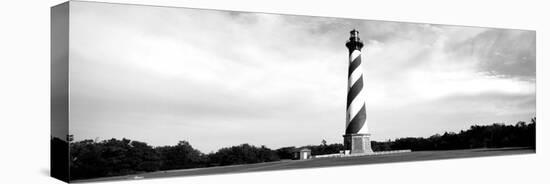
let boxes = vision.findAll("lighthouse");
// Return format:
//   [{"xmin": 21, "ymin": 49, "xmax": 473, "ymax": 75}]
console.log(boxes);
[{"xmin": 343, "ymin": 29, "xmax": 374, "ymax": 154}]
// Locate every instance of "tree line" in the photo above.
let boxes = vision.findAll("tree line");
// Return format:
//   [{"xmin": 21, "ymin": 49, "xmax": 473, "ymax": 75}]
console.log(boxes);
[
  {"xmin": 371, "ymin": 118, "xmax": 536, "ymax": 151},
  {"xmin": 60, "ymin": 118, "xmax": 535, "ymax": 180}
]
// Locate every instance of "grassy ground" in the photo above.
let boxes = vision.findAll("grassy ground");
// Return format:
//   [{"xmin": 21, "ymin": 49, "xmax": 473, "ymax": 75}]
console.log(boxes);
[{"xmin": 74, "ymin": 147, "xmax": 534, "ymax": 183}]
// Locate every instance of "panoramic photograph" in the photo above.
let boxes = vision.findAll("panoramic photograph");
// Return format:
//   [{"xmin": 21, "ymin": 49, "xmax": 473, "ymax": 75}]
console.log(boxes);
[{"xmin": 51, "ymin": 1, "xmax": 535, "ymax": 182}]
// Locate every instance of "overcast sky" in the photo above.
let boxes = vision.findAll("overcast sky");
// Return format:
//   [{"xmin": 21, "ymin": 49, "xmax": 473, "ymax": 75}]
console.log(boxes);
[{"xmin": 67, "ymin": 1, "xmax": 535, "ymax": 152}]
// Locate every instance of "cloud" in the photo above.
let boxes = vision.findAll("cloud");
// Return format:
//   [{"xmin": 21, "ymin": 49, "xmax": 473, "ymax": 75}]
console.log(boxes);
[
  {"xmin": 446, "ymin": 29, "xmax": 536, "ymax": 79},
  {"xmin": 67, "ymin": 1, "xmax": 535, "ymax": 152}
]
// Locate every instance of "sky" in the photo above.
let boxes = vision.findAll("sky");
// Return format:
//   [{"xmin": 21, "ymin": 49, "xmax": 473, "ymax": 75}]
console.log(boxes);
[{"xmin": 67, "ymin": 1, "xmax": 536, "ymax": 153}]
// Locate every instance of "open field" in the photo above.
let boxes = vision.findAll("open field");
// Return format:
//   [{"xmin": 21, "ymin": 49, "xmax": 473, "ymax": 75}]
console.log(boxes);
[{"xmin": 75, "ymin": 147, "xmax": 534, "ymax": 183}]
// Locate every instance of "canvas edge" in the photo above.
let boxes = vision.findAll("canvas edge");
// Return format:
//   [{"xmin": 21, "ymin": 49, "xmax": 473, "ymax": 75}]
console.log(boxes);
[{"xmin": 51, "ymin": 1, "xmax": 70, "ymax": 183}]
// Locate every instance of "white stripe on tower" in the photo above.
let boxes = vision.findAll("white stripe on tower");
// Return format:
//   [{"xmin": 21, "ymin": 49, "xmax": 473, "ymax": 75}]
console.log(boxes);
[
  {"xmin": 348, "ymin": 51, "xmax": 363, "ymax": 85},
  {"xmin": 345, "ymin": 29, "xmax": 369, "ymax": 135}
]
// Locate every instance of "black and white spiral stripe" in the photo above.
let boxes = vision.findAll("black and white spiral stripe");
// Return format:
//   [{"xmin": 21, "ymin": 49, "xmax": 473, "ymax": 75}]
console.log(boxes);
[{"xmin": 346, "ymin": 50, "xmax": 368, "ymax": 134}]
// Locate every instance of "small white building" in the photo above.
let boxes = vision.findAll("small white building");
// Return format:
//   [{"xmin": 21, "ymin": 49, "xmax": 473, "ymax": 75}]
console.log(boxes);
[{"xmin": 293, "ymin": 148, "xmax": 312, "ymax": 160}]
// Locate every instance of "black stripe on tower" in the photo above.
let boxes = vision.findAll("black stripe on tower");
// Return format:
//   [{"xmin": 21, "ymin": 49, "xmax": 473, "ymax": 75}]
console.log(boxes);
[
  {"xmin": 346, "ymin": 104, "xmax": 366, "ymax": 134},
  {"xmin": 346, "ymin": 75, "xmax": 363, "ymax": 108},
  {"xmin": 348, "ymin": 56, "xmax": 361, "ymax": 77}
]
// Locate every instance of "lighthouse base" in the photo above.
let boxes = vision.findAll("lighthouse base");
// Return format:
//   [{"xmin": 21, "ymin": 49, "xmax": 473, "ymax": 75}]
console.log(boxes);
[{"xmin": 343, "ymin": 133, "xmax": 373, "ymax": 154}]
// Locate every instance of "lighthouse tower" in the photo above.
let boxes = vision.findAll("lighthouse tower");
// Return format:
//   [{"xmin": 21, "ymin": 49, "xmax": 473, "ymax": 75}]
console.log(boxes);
[{"xmin": 343, "ymin": 29, "xmax": 373, "ymax": 154}]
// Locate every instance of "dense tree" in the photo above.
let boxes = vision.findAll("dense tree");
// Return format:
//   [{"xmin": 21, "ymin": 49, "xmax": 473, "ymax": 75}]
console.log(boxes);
[
  {"xmin": 306, "ymin": 143, "xmax": 345, "ymax": 155},
  {"xmin": 156, "ymin": 141, "xmax": 205, "ymax": 170},
  {"xmin": 275, "ymin": 146, "xmax": 296, "ymax": 160},
  {"xmin": 70, "ymin": 138, "xmax": 161, "ymax": 180},
  {"xmin": 374, "ymin": 119, "xmax": 536, "ymax": 151},
  {"xmin": 207, "ymin": 144, "xmax": 279, "ymax": 166}
]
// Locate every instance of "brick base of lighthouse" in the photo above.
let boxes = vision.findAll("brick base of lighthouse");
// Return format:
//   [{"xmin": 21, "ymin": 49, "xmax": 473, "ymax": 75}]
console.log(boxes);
[{"xmin": 343, "ymin": 134, "xmax": 373, "ymax": 154}]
